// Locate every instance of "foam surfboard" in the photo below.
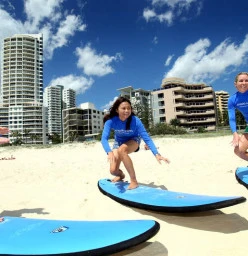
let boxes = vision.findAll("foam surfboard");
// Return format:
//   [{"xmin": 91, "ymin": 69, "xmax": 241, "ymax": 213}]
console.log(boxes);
[
  {"xmin": 98, "ymin": 179, "xmax": 246, "ymax": 213},
  {"xmin": 235, "ymin": 167, "xmax": 248, "ymax": 189},
  {"xmin": 0, "ymin": 216, "xmax": 160, "ymax": 256}
]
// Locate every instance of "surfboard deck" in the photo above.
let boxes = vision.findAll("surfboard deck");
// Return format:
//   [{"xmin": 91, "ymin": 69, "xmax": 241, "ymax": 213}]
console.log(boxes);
[
  {"xmin": 235, "ymin": 167, "xmax": 248, "ymax": 189},
  {"xmin": 98, "ymin": 179, "xmax": 246, "ymax": 213},
  {"xmin": 0, "ymin": 216, "xmax": 160, "ymax": 256}
]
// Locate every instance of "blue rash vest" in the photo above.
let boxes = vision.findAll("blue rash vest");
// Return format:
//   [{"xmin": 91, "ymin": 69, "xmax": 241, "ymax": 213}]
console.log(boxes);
[
  {"xmin": 101, "ymin": 115, "xmax": 159, "ymax": 155},
  {"xmin": 228, "ymin": 90, "xmax": 248, "ymax": 133}
]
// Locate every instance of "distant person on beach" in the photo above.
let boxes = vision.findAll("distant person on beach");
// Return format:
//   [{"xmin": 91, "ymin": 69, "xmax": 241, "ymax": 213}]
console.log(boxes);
[
  {"xmin": 228, "ymin": 72, "xmax": 248, "ymax": 160},
  {"xmin": 101, "ymin": 96, "xmax": 170, "ymax": 190},
  {"xmin": 0, "ymin": 127, "xmax": 9, "ymax": 144}
]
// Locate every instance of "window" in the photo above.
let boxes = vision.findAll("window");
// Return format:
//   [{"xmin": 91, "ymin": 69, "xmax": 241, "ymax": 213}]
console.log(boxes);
[
  {"xmin": 159, "ymin": 117, "xmax": 166, "ymax": 122},
  {"xmin": 158, "ymin": 93, "xmax": 164, "ymax": 99},
  {"xmin": 158, "ymin": 101, "xmax": 165, "ymax": 107}
]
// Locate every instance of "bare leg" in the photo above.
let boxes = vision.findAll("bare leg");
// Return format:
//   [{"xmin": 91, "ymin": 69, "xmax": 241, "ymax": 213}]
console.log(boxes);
[
  {"xmin": 111, "ymin": 169, "xmax": 125, "ymax": 182},
  {"xmin": 118, "ymin": 141, "xmax": 139, "ymax": 190},
  {"xmin": 234, "ymin": 134, "xmax": 248, "ymax": 161},
  {"xmin": 110, "ymin": 149, "xmax": 125, "ymax": 182}
]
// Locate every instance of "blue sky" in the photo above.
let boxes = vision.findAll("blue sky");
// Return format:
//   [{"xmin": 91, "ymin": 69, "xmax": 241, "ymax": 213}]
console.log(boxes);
[{"xmin": 0, "ymin": 0, "xmax": 248, "ymax": 111}]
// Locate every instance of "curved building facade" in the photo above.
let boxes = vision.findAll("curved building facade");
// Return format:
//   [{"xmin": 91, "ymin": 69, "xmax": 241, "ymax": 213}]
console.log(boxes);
[{"xmin": 152, "ymin": 77, "xmax": 217, "ymax": 132}]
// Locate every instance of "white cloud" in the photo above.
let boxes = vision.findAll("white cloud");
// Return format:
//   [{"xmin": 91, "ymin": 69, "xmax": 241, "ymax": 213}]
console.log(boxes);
[
  {"xmin": 164, "ymin": 35, "xmax": 248, "ymax": 83},
  {"xmin": 0, "ymin": 0, "xmax": 87, "ymax": 60},
  {"xmin": 152, "ymin": 36, "xmax": 158, "ymax": 45},
  {"xmin": 101, "ymin": 96, "xmax": 118, "ymax": 112},
  {"xmin": 152, "ymin": 0, "xmax": 197, "ymax": 9},
  {"xmin": 0, "ymin": 1, "xmax": 121, "ymax": 99},
  {"xmin": 24, "ymin": 0, "xmax": 64, "ymax": 31},
  {"xmin": 144, "ymin": 0, "xmax": 202, "ymax": 25},
  {"xmin": 143, "ymin": 8, "xmax": 173, "ymax": 25},
  {"xmin": 143, "ymin": 8, "xmax": 156, "ymax": 22},
  {"xmin": 49, "ymin": 74, "xmax": 94, "ymax": 94},
  {"xmin": 0, "ymin": 0, "xmax": 88, "ymax": 93},
  {"xmin": 75, "ymin": 44, "xmax": 122, "ymax": 77},
  {"xmin": 157, "ymin": 11, "xmax": 173, "ymax": 24},
  {"xmin": 44, "ymin": 14, "xmax": 87, "ymax": 59},
  {"xmin": 165, "ymin": 54, "xmax": 174, "ymax": 66},
  {"xmin": 0, "ymin": 0, "xmax": 15, "ymax": 12},
  {"xmin": 0, "ymin": 9, "xmax": 26, "ymax": 38}
]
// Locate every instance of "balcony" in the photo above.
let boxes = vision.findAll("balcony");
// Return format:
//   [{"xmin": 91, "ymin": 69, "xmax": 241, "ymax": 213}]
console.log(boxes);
[
  {"xmin": 179, "ymin": 117, "xmax": 216, "ymax": 124},
  {"xmin": 176, "ymin": 109, "xmax": 215, "ymax": 116}
]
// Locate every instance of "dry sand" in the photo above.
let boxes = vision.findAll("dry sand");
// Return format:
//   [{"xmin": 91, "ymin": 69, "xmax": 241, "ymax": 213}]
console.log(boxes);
[{"xmin": 0, "ymin": 135, "xmax": 247, "ymax": 256}]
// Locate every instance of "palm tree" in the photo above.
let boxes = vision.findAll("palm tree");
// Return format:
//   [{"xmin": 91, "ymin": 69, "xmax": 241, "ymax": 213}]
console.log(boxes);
[
  {"xmin": 23, "ymin": 129, "xmax": 31, "ymax": 144},
  {"xmin": 132, "ymin": 100, "xmax": 153, "ymax": 130},
  {"xmin": 69, "ymin": 131, "xmax": 78, "ymax": 142},
  {"xmin": 11, "ymin": 131, "xmax": 23, "ymax": 145},
  {"xmin": 30, "ymin": 133, "xmax": 38, "ymax": 144}
]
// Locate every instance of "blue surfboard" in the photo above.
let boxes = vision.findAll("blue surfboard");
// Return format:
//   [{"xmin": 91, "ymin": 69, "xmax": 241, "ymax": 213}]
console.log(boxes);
[
  {"xmin": 235, "ymin": 167, "xmax": 248, "ymax": 189},
  {"xmin": 98, "ymin": 179, "xmax": 246, "ymax": 213},
  {"xmin": 0, "ymin": 216, "xmax": 159, "ymax": 256}
]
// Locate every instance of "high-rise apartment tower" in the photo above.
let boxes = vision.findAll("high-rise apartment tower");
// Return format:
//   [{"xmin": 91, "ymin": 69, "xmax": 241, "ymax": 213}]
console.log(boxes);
[
  {"xmin": 63, "ymin": 88, "xmax": 76, "ymax": 109},
  {"xmin": 0, "ymin": 34, "xmax": 46, "ymax": 144},
  {"xmin": 44, "ymin": 85, "xmax": 64, "ymax": 137},
  {"xmin": 44, "ymin": 85, "xmax": 76, "ymax": 139}
]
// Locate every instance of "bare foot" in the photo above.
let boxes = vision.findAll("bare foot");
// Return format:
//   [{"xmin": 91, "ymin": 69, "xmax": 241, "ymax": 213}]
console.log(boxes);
[
  {"xmin": 111, "ymin": 170, "xmax": 125, "ymax": 183},
  {"xmin": 127, "ymin": 181, "xmax": 139, "ymax": 190}
]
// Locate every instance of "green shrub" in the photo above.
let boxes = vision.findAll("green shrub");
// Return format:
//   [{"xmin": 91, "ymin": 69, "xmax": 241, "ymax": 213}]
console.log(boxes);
[
  {"xmin": 197, "ymin": 127, "xmax": 207, "ymax": 133},
  {"xmin": 149, "ymin": 123, "xmax": 187, "ymax": 135}
]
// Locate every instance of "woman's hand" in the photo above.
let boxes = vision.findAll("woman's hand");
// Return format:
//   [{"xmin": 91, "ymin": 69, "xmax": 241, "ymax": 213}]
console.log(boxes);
[
  {"xmin": 155, "ymin": 154, "xmax": 170, "ymax": 164},
  {"xmin": 107, "ymin": 151, "xmax": 116, "ymax": 163},
  {"xmin": 231, "ymin": 132, "xmax": 240, "ymax": 147}
]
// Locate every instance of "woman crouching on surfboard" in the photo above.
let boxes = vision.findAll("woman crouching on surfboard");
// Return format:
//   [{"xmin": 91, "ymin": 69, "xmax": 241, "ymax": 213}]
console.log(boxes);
[
  {"xmin": 101, "ymin": 96, "xmax": 170, "ymax": 190},
  {"xmin": 228, "ymin": 72, "xmax": 248, "ymax": 160}
]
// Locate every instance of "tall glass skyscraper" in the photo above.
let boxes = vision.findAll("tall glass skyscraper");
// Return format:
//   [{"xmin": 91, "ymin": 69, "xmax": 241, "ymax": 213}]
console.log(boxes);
[{"xmin": 0, "ymin": 34, "xmax": 46, "ymax": 144}]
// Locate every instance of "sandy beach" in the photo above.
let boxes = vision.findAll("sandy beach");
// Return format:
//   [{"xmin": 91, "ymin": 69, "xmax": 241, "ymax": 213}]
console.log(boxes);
[{"xmin": 0, "ymin": 135, "xmax": 248, "ymax": 256}]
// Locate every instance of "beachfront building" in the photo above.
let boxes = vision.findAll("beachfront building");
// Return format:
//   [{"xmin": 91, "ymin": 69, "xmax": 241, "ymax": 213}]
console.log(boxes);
[
  {"xmin": 44, "ymin": 85, "xmax": 76, "ymax": 142},
  {"xmin": 0, "ymin": 33, "xmax": 46, "ymax": 144},
  {"xmin": 44, "ymin": 85, "xmax": 76, "ymax": 139},
  {"xmin": 62, "ymin": 103, "xmax": 104, "ymax": 142},
  {"xmin": 151, "ymin": 77, "xmax": 217, "ymax": 132},
  {"xmin": 79, "ymin": 102, "xmax": 104, "ymax": 140},
  {"xmin": 117, "ymin": 86, "xmax": 151, "ymax": 108},
  {"xmin": 117, "ymin": 86, "xmax": 153, "ymax": 127},
  {"xmin": 44, "ymin": 85, "xmax": 64, "ymax": 138},
  {"xmin": 215, "ymin": 90, "xmax": 229, "ymax": 124},
  {"xmin": 63, "ymin": 88, "xmax": 76, "ymax": 109},
  {"xmin": 62, "ymin": 107, "xmax": 85, "ymax": 143}
]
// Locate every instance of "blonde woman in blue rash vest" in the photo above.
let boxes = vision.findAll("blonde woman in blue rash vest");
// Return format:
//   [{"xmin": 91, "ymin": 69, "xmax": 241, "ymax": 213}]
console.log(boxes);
[{"xmin": 228, "ymin": 72, "xmax": 248, "ymax": 160}]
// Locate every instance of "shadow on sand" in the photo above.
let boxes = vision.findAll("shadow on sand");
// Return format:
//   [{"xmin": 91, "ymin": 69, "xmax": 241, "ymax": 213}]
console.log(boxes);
[
  {"xmin": 112, "ymin": 181, "xmax": 248, "ymax": 234},
  {"xmin": 111, "ymin": 241, "xmax": 168, "ymax": 256},
  {"xmin": 0, "ymin": 208, "xmax": 49, "ymax": 217},
  {"xmin": 132, "ymin": 206, "xmax": 248, "ymax": 234}
]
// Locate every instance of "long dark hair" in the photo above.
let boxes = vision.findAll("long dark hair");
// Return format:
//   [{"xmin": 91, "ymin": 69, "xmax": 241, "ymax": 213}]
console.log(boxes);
[{"xmin": 103, "ymin": 96, "xmax": 135, "ymax": 130}]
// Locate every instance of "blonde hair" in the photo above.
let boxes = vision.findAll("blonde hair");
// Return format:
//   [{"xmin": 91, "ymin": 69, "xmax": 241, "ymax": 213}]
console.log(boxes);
[{"xmin": 235, "ymin": 72, "xmax": 248, "ymax": 82}]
